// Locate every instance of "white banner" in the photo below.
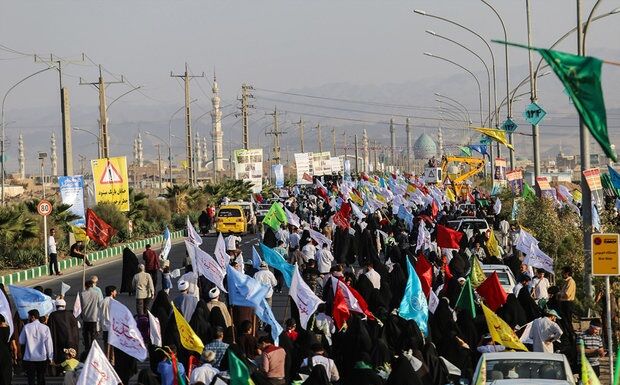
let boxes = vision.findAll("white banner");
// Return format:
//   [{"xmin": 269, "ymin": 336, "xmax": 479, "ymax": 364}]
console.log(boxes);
[
  {"xmin": 308, "ymin": 228, "xmax": 332, "ymax": 249},
  {"xmin": 185, "ymin": 241, "xmax": 227, "ymax": 293},
  {"xmin": 186, "ymin": 217, "xmax": 202, "ymax": 246},
  {"xmin": 58, "ymin": 175, "xmax": 86, "ymax": 226},
  {"xmin": 234, "ymin": 148, "xmax": 263, "ymax": 193},
  {"xmin": 294, "ymin": 152, "xmax": 312, "ymax": 185},
  {"xmin": 76, "ymin": 341, "xmax": 121, "ymax": 385},
  {"xmin": 0, "ymin": 289, "xmax": 13, "ymax": 341},
  {"xmin": 289, "ymin": 265, "xmax": 323, "ymax": 329},
  {"xmin": 108, "ymin": 299, "xmax": 147, "ymax": 361},
  {"xmin": 214, "ymin": 232, "xmax": 230, "ymax": 268},
  {"xmin": 284, "ymin": 207, "xmax": 301, "ymax": 229}
]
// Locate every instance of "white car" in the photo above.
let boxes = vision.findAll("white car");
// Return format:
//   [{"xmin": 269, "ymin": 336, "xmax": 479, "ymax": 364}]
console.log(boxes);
[
  {"xmin": 470, "ymin": 352, "xmax": 576, "ymax": 385},
  {"xmin": 447, "ymin": 218, "xmax": 490, "ymax": 240},
  {"xmin": 481, "ymin": 264, "xmax": 516, "ymax": 294}
]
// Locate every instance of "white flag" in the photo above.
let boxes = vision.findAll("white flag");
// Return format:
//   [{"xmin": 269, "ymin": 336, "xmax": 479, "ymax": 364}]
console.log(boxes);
[
  {"xmin": 289, "ymin": 265, "xmax": 323, "ymax": 329},
  {"xmin": 160, "ymin": 227, "xmax": 172, "ymax": 260},
  {"xmin": 147, "ymin": 310, "xmax": 162, "ymax": 347},
  {"xmin": 186, "ymin": 216, "xmax": 202, "ymax": 246},
  {"xmin": 428, "ymin": 290, "xmax": 440, "ymax": 314},
  {"xmin": 284, "ymin": 207, "xmax": 301, "ymax": 229},
  {"xmin": 523, "ymin": 243, "xmax": 554, "ymax": 274},
  {"xmin": 416, "ymin": 224, "xmax": 432, "ymax": 253},
  {"xmin": 493, "ymin": 197, "xmax": 502, "ymax": 215},
  {"xmin": 76, "ymin": 340, "xmax": 121, "ymax": 385},
  {"xmin": 186, "ymin": 241, "xmax": 227, "ymax": 293},
  {"xmin": 0, "ymin": 289, "xmax": 13, "ymax": 341},
  {"xmin": 73, "ymin": 293, "xmax": 82, "ymax": 318},
  {"xmin": 108, "ymin": 299, "xmax": 147, "ymax": 361},
  {"xmin": 515, "ymin": 228, "xmax": 539, "ymax": 255},
  {"xmin": 214, "ymin": 233, "xmax": 230, "ymax": 268},
  {"xmin": 60, "ymin": 282, "xmax": 71, "ymax": 297},
  {"xmin": 350, "ymin": 202, "xmax": 366, "ymax": 220},
  {"xmin": 308, "ymin": 228, "xmax": 332, "ymax": 249},
  {"xmin": 170, "ymin": 269, "xmax": 181, "ymax": 279}
]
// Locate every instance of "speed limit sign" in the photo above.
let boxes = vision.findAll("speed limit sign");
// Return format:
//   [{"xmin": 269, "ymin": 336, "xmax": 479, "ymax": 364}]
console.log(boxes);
[{"xmin": 37, "ymin": 199, "xmax": 53, "ymax": 216}]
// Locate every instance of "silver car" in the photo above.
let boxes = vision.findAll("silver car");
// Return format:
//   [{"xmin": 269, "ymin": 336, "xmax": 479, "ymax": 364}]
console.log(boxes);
[{"xmin": 470, "ymin": 352, "xmax": 576, "ymax": 385}]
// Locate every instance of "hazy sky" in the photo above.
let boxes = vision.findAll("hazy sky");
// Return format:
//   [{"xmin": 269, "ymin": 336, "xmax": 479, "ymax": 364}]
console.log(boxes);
[{"xmin": 1, "ymin": 0, "xmax": 619, "ymax": 169}]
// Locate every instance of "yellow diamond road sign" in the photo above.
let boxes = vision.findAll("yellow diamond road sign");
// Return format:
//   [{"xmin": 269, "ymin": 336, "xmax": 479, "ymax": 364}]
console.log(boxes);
[{"xmin": 592, "ymin": 233, "xmax": 620, "ymax": 276}]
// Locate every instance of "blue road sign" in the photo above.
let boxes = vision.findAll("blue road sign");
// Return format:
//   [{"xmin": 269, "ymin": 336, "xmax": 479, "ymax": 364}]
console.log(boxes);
[
  {"xmin": 501, "ymin": 118, "xmax": 518, "ymax": 133},
  {"xmin": 523, "ymin": 102, "xmax": 547, "ymax": 125}
]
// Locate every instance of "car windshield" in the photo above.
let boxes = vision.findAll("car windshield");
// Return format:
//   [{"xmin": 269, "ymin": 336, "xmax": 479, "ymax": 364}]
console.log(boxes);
[
  {"xmin": 486, "ymin": 359, "xmax": 566, "ymax": 381},
  {"xmin": 218, "ymin": 208, "xmax": 242, "ymax": 217},
  {"xmin": 461, "ymin": 221, "xmax": 487, "ymax": 231},
  {"xmin": 485, "ymin": 271, "xmax": 511, "ymax": 286}
]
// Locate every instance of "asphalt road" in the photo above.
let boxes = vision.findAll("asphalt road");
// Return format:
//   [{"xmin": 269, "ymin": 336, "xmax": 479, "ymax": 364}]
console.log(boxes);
[{"xmin": 12, "ymin": 232, "xmax": 289, "ymax": 385}]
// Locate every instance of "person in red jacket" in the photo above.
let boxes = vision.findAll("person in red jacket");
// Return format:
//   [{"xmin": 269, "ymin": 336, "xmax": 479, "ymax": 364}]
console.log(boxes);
[{"xmin": 143, "ymin": 244, "xmax": 160, "ymax": 290}]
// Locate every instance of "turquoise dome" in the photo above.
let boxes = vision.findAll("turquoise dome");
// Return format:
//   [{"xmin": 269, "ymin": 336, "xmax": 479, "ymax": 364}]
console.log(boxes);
[{"xmin": 414, "ymin": 133, "xmax": 437, "ymax": 160}]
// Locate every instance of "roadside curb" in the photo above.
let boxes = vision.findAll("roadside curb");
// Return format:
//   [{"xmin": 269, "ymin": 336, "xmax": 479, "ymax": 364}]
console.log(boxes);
[{"xmin": 0, "ymin": 230, "xmax": 186, "ymax": 286}]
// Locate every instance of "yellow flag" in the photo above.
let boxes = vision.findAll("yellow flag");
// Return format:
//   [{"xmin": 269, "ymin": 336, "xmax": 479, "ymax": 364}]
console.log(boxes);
[
  {"xmin": 474, "ymin": 356, "xmax": 486, "ymax": 385},
  {"xmin": 486, "ymin": 230, "xmax": 503, "ymax": 258},
  {"xmin": 70, "ymin": 226, "xmax": 90, "ymax": 244},
  {"xmin": 375, "ymin": 194, "xmax": 386, "ymax": 203},
  {"xmin": 445, "ymin": 188, "xmax": 456, "ymax": 203},
  {"xmin": 573, "ymin": 189, "xmax": 582, "ymax": 203},
  {"xmin": 172, "ymin": 303, "xmax": 204, "ymax": 354},
  {"xmin": 469, "ymin": 256, "xmax": 487, "ymax": 288},
  {"xmin": 473, "ymin": 127, "xmax": 514, "ymax": 149},
  {"xmin": 581, "ymin": 340, "xmax": 601, "ymax": 385},
  {"xmin": 481, "ymin": 303, "xmax": 528, "ymax": 351},
  {"xmin": 407, "ymin": 184, "xmax": 416, "ymax": 193},
  {"xmin": 349, "ymin": 191, "xmax": 363, "ymax": 206},
  {"xmin": 181, "ymin": 160, "xmax": 189, "ymax": 169}
]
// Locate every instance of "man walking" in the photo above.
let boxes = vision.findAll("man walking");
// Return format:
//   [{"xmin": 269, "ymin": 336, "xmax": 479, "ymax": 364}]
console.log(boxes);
[
  {"xmin": 133, "ymin": 264, "xmax": 154, "ymax": 316},
  {"xmin": 143, "ymin": 244, "xmax": 160, "ymax": 290},
  {"xmin": 80, "ymin": 280, "xmax": 101, "ymax": 350},
  {"xmin": 258, "ymin": 335, "xmax": 286, "ymax": 385},
  {"xmin": 19, "ymin": 309, "xmax": 54, "ymax": 385},
  {"xmin": 254, "ymin": 262, "xmax": 277, "ymax": 306},
  {"xmin": 100, "ymin": 285, "xmax": 118, "ymax": 355},
  {"xmin": 48, "ymin": 228, "xmax": 61, "ymax": 276}
]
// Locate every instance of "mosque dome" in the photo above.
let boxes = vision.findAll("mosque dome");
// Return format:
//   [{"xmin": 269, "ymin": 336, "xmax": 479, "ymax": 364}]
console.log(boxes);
[{"xmin": 413, "ymin": 133, "xmax": 437, "ymax": 160}]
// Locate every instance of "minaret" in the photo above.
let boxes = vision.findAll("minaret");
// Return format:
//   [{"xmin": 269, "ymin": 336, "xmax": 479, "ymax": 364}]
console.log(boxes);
[
  {"xmin": 211, "ymin": 73, "xmax": 224, "ymax": 171},
  {"xmin": 406, "ymin": 117, "xmax": 412, "ymax": 168},
  {"xmin": 195, "ymin": 131, "xmax": 202, "ymax": 172},
  {"xmin": 137, "ymin": 133, "xmax": 144, "ymax": 167},
  {"xmin": 202, "ymin": 137, "xmax": 209, "ymax": 168},
  {"xmin": 362, "ymin": 129, "xmax": 369, "ymax": 172},
  {"xmin": 18, "ymin": 133, "xmax": 25, "ymax": 179},
  {"xmin": 50, "ymin": 132, "xmax": 58, "ymax": 176},
  {"xmin": 133, "ymin": 137, "xmax": 138, "ymax": 164}
]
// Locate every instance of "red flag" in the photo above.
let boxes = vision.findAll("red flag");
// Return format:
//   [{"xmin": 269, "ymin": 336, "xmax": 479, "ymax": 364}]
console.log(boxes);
[
  {"xmin": 85, "ymin": 208, "xmax": 116, "ymax": 247},
  {"xmin": 332, "ymin": 284, "xmax": 350, "ymax": 330},
  {"xmin": 476, "ymin": 271, "xmax": 508, "ymax": 311},
  {"xmin": 345, "ymin": 282, "xmax": 375, "ymax": 321},
  {"xmin": 360, "ymin": 173, "xmax": 369, "ymax": 181},
  {"xmin": 415, "ymin": 253, "xmax": 433, "ymax": 298},
  {"xmin": 431, "ymin": 199, "xmax": 439, "ymax": 218},
  {"xmin": 254, "ymin": 193, "xmax": 264, "ymax": 203},
  {"xmin": 442, "ymin": 255, "xmax": 453, "ymax": 282},
  {"xmin": 316, "ymin": 187, "xmax": 330, "ymax": 203},
  {"xmin": 332, "ymin": 202, "xmax": 351, "ymax": 230},
  {"xmin": 467, "ymin": 192, "xmax": 475, "ymax": 203},
  {"xmin": 436, "ymin": 224, "xmax": 463, "ymax": 249},
  {"xmin": 302, "ymin": 172, "xmax": 313, "ymax": 183}
]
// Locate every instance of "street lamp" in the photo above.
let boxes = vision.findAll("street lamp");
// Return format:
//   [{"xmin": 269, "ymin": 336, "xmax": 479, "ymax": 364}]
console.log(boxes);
[
  {"xmin": 435, "ymin": 93, "xmax": 472, "ymax": 125},
  {"xmin": 1, "ymin": 66, "xmax": 53, "ymax": 205},
  {"xmin": 426, "ymin": 30, "xmax": 492, "ymax": 127},
  {"xmin": 73, "ymin": 126, "xmax": 101, "ymax": 158},
  {"xmin": 423, "ymin": 52, "xmax": 483, "ymax": 128}
]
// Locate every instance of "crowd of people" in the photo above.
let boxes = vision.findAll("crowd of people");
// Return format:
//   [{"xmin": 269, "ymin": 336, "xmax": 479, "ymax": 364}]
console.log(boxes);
[{"xmin": 0, "ymin": 175, "xmax": 608, "ymax": 385}]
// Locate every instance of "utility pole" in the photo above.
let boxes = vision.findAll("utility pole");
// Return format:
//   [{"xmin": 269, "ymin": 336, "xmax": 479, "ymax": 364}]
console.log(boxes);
[
  {"xmin": 331, "ymin": 128, "xmax": 336, "ymax": 155},
  {"xmin": 406, "ymin": 117, "xmax": 412, "ymax": 171},
  {"xmin": 373, "ymin": 140, "xmax": 379, "ymax": 172},
  {"xmin": 239, "ymin": 83, "xmax": 254, "ymax": 150},
  {"xmin": 316, "ymin": 124, "xmax": 323, "ymax": 153},
  {"xmin": 293, "ymin": 118, "xmax": 305, "ymax": 153},
  {"xmin": 343, "ymin": 133, "xmax": 348, "ymax": 160},
  {"xmin": 35, "ymin": 54, "xmax": 85, "ymax": 176},
  {"xmin": 354, "ymin": 134, "xmax": 359, "ymax": 174},
  {"xmin": 79, "ymin": 65, "xmax": 125, "ymax": 159},
  {"xmin": 266, "ymin": 108, "xmax": 287, "ymax": 165},
  {"xmin": 390, "ymin": 118, "xmax": 396, "ymax": 171},
  {"xmin": 156, "ymin": 144, "xmax": 162, "ymax": 191},
  {"xmin": 171, "ymin": 63, "xmax": 204, "ymax": 186}
]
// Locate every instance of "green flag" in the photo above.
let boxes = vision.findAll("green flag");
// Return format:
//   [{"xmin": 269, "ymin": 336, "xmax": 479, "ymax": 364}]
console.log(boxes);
[
  {"xmin": 262, "ymin": 202, "xmax": 288, "ymax": 231},
  {"xmin": 229, "ymin": 350, "xmax": 255, "ymax": 385},
  {"xmin": 459, "ymin": 146, "xmax": 472, "ymax": 157},
  {"xmin": 522, "ymin": 183, "xmax": 536, "ymax": 202},
  {"xmin": 493, "ymin": 40, "xmax": 616, "ymax": 162},
  {"xmin": 613, "ymin": 342, "xmax": 620, "ymax": 385},
  {"xmin": 456, "ymin": 278, "xmax": 476, "ymax": 318}
]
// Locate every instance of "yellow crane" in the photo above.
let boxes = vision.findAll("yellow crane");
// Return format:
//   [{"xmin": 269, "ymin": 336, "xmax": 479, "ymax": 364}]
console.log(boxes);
[{"xmin": 441, "ymin": 156, "xmax": 485, "ymax": 197}]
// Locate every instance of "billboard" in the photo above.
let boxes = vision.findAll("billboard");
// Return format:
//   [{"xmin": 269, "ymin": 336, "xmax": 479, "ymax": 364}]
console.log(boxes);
[
  {"xmin": 505, "ymin": 169, "xmax": 524, "ymax": 195},
  {"xmin": 90, "ymin": 157, "xmax": 130, "ymax": 212},
  {"xmin": 58, "ymin": 175, "xmax": 86, "ymax": 226},
  {"xmin": 233, "ymin": 148, "xmax": 263, "ymax": 193},
  {"xmin": 311, "ymin": 152, "xmax": 332, "ymax": 176},
  {"xmin": 294, "ymin": 152, "xmax": 313, "ymax": 185}
]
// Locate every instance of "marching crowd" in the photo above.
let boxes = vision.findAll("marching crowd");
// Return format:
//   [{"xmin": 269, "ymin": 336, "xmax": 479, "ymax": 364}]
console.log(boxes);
[{"xmin": 0, "ymin": 175, "xmax": 608, "ymax": 385}]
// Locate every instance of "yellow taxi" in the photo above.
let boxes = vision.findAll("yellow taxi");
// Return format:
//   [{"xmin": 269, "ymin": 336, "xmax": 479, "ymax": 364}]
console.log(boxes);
[{"xmin": 215, "ymin": 205, "xmax": 247, "ymax": 234}]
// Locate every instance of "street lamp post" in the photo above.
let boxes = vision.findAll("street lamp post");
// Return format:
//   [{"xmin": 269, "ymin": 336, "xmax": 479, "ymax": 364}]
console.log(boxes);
[
  {"xmin": 435, "ymin": 93, "xmax": 472, "ymax": 124},
  {"xmin": 426, "ymin": 30, "xmax": 492, "ymax": 127},
  {"xmin": 73, "ymin": 126, "xmax": 101, "ymax": 159},
  {"xmin": 1, "ymin": 67, "xmax": 53, "ymax": 206}
]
